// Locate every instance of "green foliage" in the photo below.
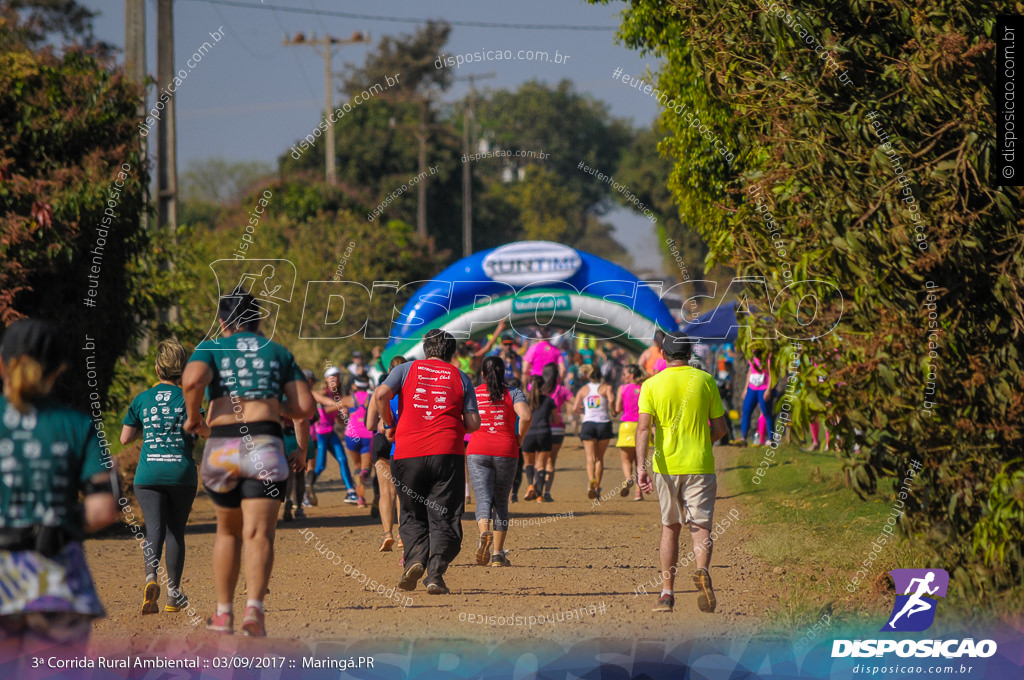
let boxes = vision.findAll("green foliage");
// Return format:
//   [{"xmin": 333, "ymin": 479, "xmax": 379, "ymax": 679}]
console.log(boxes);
[
  {"xmin": 600, "ymin": 0, "xmax": 1024, "ymax": 593},
  {"xmin": 476, "ymin": 79, "xmax": 632, "ymax": 213},
  {"xmin": 0, "ymin": 14, "xmax": 148, "ymax": 411},
  {"xmin": 181, "ymin": 158, "xmax": 274, "ymax": 204}
]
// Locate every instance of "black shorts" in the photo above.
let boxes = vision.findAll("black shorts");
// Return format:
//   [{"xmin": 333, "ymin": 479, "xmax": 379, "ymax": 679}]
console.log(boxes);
[
  {"xmin": 521, "ymin": 432, "xmax": 552, "ymax": 453},
  {"xmin": 372, "ymin": 432, "xmax": 392, "ymax": 460},
  {"xmin": 551, "ymin": 434, "xmax": 565, "ymax": 446},
  {"xmin": 206, "ymin": 479, "xmax": 287, "ymax": 508},
  {"xmin": 579, "ymin": 421, "xmax": 614, "ymax": 441}
]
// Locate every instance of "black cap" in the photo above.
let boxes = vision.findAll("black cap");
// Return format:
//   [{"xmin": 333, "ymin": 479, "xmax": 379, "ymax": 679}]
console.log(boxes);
[
  {"xmin": 661, "ymin": 332, "xmax": 693, "ymax": 361},
  {"xmin": 1, "ymin": 319, "xmax": 63, "ymax": 374}
]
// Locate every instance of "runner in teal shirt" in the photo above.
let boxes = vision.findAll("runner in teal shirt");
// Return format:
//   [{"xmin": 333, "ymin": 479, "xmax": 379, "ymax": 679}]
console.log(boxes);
[
  {"xmin": 0, "ymin": 319, "xmax": 119, "ymax": 652},
  {"xmin": 121, "ymin": 339, "xmax": 202, "ymax": 614}
]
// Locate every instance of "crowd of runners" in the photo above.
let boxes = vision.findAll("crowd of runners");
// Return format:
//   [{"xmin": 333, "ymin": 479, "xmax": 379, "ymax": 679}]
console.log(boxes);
[{"xmin": 0, "ymin": 290, "xmax": 801, "ymax": 651}]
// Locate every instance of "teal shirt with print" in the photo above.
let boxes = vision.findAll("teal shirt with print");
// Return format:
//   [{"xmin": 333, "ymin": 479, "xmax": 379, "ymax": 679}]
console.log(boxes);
[
  {"xmin": 0, "ymin": 396, "xmax": 108, "ymax": 541},
  {"xmin": 189, "ymin": 331, "xmax": 305, "ymax": 401},
  {"xmin": 122, "ymin": 384, "xmax": 198, "ymax": 487}
]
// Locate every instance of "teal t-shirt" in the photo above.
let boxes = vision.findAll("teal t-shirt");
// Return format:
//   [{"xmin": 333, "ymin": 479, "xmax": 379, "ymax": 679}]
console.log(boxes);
[
  {"xmin": 189, "ymin": 331, "xmax": 305, "ymax": 401},
  {"xmin": 0, "ymin": 396, "xmax": 108, "ymax": 541},
  {"xmin": 122, "ymin": 384, "xmax": 198, "ymax": 487}
]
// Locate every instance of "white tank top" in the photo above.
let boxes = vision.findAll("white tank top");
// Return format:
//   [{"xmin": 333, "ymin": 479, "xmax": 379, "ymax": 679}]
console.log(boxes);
[{"xmin": 582, "ymin": 383, "xmax": 610, "ymax": 423}]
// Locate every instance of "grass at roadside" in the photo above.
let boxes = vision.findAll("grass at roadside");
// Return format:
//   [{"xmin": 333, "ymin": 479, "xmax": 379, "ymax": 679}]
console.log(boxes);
[{"xmin": 719, "ymin": 443, "xmax": 932, "ymax": 635}]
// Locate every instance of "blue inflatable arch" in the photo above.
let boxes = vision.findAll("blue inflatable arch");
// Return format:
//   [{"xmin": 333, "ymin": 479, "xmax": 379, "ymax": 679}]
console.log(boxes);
[{"xmin": 383, "ymin": 241, "xmax": 679, "ymax": 362}]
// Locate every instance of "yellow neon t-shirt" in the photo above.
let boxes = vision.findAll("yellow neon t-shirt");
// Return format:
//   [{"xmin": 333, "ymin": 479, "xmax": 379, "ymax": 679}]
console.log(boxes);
[{"xmin": 638, "ymin": 366, "xmax": 725, "ymax": 475}]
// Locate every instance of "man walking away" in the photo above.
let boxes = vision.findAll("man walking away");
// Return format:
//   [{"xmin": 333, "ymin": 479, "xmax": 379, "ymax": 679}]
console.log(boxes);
[
  {"xmin": 374, "ymin": 329, "xmax": 480, "ymax": 595},
  {"xmin": 636, "ymin": 333, "xmax": 727, "ymax": 614}
]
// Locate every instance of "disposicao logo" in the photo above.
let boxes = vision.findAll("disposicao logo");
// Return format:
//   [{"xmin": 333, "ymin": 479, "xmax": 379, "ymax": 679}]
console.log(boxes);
[
  {"xmin": 831, "ymin": 568, "xmax": 997, "ymax": 659},
  {"xmin": 883, "ymin": 568, "xmax": 949, "ymax": 632}
]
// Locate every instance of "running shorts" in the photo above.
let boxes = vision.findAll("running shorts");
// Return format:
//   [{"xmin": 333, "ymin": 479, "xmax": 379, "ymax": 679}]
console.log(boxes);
[
  {"xmin": 344, "ymin": 435, "xmax": 373, "ymax": 454},
  {"xmin": 371, "ymin": 432, "xmax": 392, "ymax": 460},
  {"xmin": 201, "ymin": 422, "xmax": 289, "ymax": 506},
  {"xmin": 654, "ymin": 473, "xmax": 716, "ymax": 528},
  {"xmin": 579, "ymin": 421, "xmax": 613, "ymax": 441},
  {"xmin": 521, "ymin": 432, "xmax": 552, "ymax": 453},
  {"xmin": 616, "ymin": 421, "xmax": 637, "ymax": 447},
  {"xmin": 550, "ymin": 426, "xmax": 565, "ymax": 447}
]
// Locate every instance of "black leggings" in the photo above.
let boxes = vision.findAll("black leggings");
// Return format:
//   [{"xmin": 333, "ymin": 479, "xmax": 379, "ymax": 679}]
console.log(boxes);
[{"xmin": 135, "ymin": 484, "xmax": 197, "ymax": 591}]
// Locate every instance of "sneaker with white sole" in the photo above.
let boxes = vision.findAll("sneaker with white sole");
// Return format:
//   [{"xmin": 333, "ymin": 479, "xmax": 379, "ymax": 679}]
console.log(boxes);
[
  {"xmin": 241, "ymin": 606, "xmax": 266, "ymax": 637},
  {"xmin": 398, "ymin": 562, "xmax": 425, "ymax": 591},
  {"xmin": 206, "ymin": 611, "xmax": 233, "ymax": 634}
]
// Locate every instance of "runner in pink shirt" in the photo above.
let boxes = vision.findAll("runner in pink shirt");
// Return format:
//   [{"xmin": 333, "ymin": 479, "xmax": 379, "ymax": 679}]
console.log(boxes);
[
  {"xmin": 523, "ymin": 333, "xmax": 566, "ymax": 381},
  {"xmin": 535, "ymin": 364, "xmax": 573, "ymax": 502},
  {"xmin": 615, "ymin": 365, "xmax": 645, "ymax": 501}
]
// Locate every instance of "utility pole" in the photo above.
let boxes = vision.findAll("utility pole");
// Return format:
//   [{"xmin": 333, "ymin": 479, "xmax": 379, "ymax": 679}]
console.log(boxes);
[
  {"xmin": 454, "ymin": 72, "xmax": 495, "ymax": 258},
  {"xmin": 283, "ymin": 31, "xmax": 370, "ymax": 185},
  {"xmin": 156, "ymin": 0, "xmax": 176, "ymax": 232},
  {"xmin": 125, "ymin": 0, "xmax": 146, "ymax": 233},
  {"xmin": 416, "ymin": 98, "xmax": 428, "ymax": 239}
]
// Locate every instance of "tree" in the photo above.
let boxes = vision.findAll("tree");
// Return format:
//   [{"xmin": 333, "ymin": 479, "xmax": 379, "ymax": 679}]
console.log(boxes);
[
  {"xmin": 0, "ymin": 6, "xmax": 148, "ymax": 410},
  {"xmin": 181, "ymin": 158, "xmax": 274, "ymax": 204},
  {"xmin": 601, "ymin": 0, "xmax": 1024, "ymax": 596}
]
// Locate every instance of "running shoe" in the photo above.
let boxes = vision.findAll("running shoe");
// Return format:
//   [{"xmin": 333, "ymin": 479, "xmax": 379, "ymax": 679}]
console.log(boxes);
[
  {"xmin": 801, "ymin": 443, "xmax": 820, "ymax": 452},
  {"xmin": 633, "ymin": 492, "xmax": 643, "ymax": 502},
  {"xmin": 356, "ymin": 496, "xmax": 367, "ymax": 508},
  {"xmin": 370, "ymin": 502, "xmax": 380, "ymax": 519},
  {"xmin": 523, "ymin": 484, "xmax": 538, "ymax": 501},
  {"xmin": 587, "ymin": 480, "xmax": 599, "ymax": 499},
  {"xmin": 302, "ymin": 495, "xmax": 313, "ymax": 508},
  {"xmin": 282, "ymin": 501, "xmax": 293, "ymax": 522},
  {"xmin": 693, "ymin": 568, "xmax": 717, "ymax": 613},
  {"xmin": 476, "ymin": 531, "xmax": 493, "ymax": 565},
  {"xmin": 165, "ymin": 590, "xmax": 188, "ymax": 613},
  {"xmin": 542, "ymin": 493, "xmax": 554, "ymax": 503},
  {"xmin": 425, "ymin": 576, "xmax": 450, "ymax": 595},
  {"xmin": 489, "ymin": 552, "xmax": 512, "ymax": 567},
  {"xmin": 141, "ymin": 580, "xmax": 160, "ymax": 615},
  {"xmin": 294, "ymin": 506, "xmax": 306, "ymax": 519},
  {"xmin": 510, "ymin": 493, "xmax": 518, "ymax": 503},
  {"xmin": 344, "ymin": 490, "xmax": 359, "ymax": 504},
  {"xmin": 536, "ymin": 494, "xmax": 547, "ymax": 503},
  {"xmin": 241, "ymin": 606, "xmax": 266, "ymax": 637},
  {"xmin": 398, "ymin": 562, "xmax": 425, "ymax": 591},
  {"xmin": 307, "ymin": 486, "xmax": 319, "ymax": 506},
  {"xmin": 619, "ymin": 483, "xmax": 630, "ymax": 497},
  {"xmin": 206, "ymin": 612, "xmax": 233, "ymax": 634},
  {"xmin": 396, "ymin": 536, "xmax": 403, "ymax": 550},
  {"xmin": 653, "ymin": 593, "xmax": 674, "ymax": 613},
  {"xmin": 379, "ymin": 532, "xmax": 395, "ymax": 552}
]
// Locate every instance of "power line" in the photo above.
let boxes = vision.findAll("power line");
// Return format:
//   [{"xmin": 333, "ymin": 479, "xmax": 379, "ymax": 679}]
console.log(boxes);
[{"xmin": 180, "ymin": 0, "xmax": 618, "ymax": 31}]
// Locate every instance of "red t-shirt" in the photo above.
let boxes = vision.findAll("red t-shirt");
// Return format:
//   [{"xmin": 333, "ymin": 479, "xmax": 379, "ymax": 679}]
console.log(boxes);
[
  {"xmin": 394, "ymin": 360, "xmax": 467, "ymax": 459},
  {"xmin": 466, "ymin": 385, "xmax": 518, "ymax": 458}
]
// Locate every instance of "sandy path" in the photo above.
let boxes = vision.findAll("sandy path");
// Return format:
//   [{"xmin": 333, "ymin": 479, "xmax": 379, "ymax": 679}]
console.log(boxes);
[{"xmin": 86, "ymin": 441, "xmax": 773, "ymax": 651}]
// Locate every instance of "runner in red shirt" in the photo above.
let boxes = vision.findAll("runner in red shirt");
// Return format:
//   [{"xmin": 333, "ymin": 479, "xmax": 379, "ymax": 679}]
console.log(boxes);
[
  {"xmin": 466, "ymin": 356, "xmax": 532, "ymax": 566},
  {"xmin": 374, "ymin": 329, "xmax": 481, "ymax": 595}
]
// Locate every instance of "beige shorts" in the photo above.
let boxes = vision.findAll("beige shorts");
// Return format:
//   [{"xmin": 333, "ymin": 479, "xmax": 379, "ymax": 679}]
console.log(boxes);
[{"xmin": 654, "ymin": 473, "xmax": 717, "ymax": 528}]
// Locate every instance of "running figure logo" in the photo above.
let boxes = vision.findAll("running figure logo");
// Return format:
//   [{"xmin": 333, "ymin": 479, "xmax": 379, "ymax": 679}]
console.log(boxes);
[
  {"xmin": 881, "ymin": 568, "xmax": 949, "ymax": 632},
  {"xmin": 205, "ymin": 259, "xmax": 297, "ymax": 349}
]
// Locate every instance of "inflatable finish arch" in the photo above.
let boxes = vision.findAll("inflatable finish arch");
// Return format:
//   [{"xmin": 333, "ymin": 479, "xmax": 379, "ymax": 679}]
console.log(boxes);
[{"xmin": 383, "ymin": 241, "xmax": 679, "ymax": 362}]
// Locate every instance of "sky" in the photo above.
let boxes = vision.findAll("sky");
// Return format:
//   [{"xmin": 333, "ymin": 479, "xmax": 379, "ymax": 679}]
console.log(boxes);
[{"xmin": 82, "ymin": 0, "xmax": 668, "ymax": 268}]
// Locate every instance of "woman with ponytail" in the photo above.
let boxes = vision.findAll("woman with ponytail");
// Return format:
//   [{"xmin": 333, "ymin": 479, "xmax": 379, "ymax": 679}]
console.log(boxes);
[
  {"xmin": 120, "ymin": 339, "xmax": 202, "ymax": 614},
  {"xmin": 0, "ymin": 320, "xmax": 119, "ymax": 656},
  {"xmin": 466, "ymin": 356, "xmax": 531, "ymax": 567}
]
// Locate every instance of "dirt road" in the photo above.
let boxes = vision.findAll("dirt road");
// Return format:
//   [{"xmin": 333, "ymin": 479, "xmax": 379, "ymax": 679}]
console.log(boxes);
[{"xmin": 86, "ymin": 440, "xmax": 773, "ymax": 652}]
